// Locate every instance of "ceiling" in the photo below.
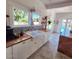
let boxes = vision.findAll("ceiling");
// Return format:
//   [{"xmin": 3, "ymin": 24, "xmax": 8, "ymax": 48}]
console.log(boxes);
[
  {"xmin": 40, "ymin": 0, "xmax": 72, "ymax": 9},
  {"xmin": 8, "ymin": 0, "xmax": 72, "ymax": 9}
]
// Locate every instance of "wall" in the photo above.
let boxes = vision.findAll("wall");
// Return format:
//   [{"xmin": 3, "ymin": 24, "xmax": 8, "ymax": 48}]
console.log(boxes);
[
  {"xmin": 10, "ymin": 0, "xmax": 47, "ymax": 17},
  {"xmin": 6, "ymin": 0, "xmax": 47, "ymax": 33},
  {"xmin": 6, "ymin": 0, "xmax": 47, "ymax": 26},
  {"xmin": 6, "ymin": 0, "xmax": 30, "ymax": 26},
  {"xmin": 46, "ymin": 6, "xmax": 72, "ymax": 33},
  {"xmin": 53, "ymin": 12, "xmax": 72, "ymax": 33}
]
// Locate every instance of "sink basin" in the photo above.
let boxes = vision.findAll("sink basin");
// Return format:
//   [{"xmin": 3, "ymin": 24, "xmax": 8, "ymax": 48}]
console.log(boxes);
[{"xmin": 26, "ymin": 30, "xmax": 44, "ymax": 38}]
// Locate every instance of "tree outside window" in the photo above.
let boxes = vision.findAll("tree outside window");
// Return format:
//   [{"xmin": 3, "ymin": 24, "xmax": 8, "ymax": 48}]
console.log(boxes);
[{"xmin": 13, "ymin": 8, "xmax": 28, "ymax": 25}]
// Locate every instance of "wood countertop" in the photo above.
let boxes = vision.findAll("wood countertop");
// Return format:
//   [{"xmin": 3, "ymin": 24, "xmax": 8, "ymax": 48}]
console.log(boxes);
[
  {"xmin": 6, "ymin": 30, "xmax": 47, "ymax": 48},
  {"xmin": 6, "ymin": 34, "xmax": 32, "ymax": 48}
]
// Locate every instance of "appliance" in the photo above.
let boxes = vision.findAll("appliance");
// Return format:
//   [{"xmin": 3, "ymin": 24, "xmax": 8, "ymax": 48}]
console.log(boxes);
[{"xmin": 6, "ymin": 26, "xmax": 18, "ymax": 41}]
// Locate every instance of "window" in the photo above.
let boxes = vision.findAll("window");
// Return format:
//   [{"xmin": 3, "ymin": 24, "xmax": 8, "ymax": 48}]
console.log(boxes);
[
  {"xmin": 60, "ymin": 19, "xmax": 67, "ymax": 35},
  {"xmin": 13, "ymin": 8, "xmax": 28, "ymax": 26},
  {"xmin": 60, "ymin": 19, "xmax": 72, "ymax": 37},
  {"xmin": 32, "ymin": 12, "xmax": 40, "ymax": 25},
  {"xmin": 47, "ymin": 18, "xmax": 54, "ymax": 31}
]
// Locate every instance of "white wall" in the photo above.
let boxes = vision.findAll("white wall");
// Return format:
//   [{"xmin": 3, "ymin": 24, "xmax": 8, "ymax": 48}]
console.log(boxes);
[
  {"xmin": 46, "ymin": 6, "xmax": 72, "ymax": 33},
  {"xmin": 6, "ymin": 0, "xmax": 47, "ymax": 26},
  {"xmin": 54, "ymin": 12, "xmax": 72, "ymax": 33},
  {"xmin": 6, "ymin": 1, "xmax": 30, "ymax": 26},
  {"xmin": 10, "ymin": 0, "xmax": 47, "ymax": 17}
]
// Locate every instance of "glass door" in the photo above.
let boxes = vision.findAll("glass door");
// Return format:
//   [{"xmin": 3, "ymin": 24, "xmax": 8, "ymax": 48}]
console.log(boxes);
[
  {"xmin": 60, "ymin": 19, "xmax": 67, "ymax": 35},
  {"xmin": 60, "ymin": 19, "xmax": 72, "ymax": 37},
  {"xmin": 46, "ymin": 18, "xmax": 54, "ymax": 31}
]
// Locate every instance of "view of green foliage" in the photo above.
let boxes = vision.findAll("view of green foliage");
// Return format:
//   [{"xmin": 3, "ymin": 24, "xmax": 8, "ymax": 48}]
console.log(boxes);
[{"xmin": 13, "ymin": 8, "xmax": 28, "ymax": 23}]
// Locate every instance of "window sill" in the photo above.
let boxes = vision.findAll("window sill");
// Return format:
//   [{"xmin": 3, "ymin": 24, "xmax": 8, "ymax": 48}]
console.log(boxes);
[
  {"xmin": 31, "ymin": 24, "xmax": 42, "ymax": 26},
  {"xmin": 12, "ymin": 25, "xmax": 31, "ymax": 28}
]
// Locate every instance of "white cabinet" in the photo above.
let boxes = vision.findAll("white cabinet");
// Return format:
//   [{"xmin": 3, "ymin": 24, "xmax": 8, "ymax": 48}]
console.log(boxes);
[
  {"xmin": 12, "ymin": 37, "xmax": 48, "ymax": 59},
  {"xmin": 31, "ymin": 33, "xmax": 48, "ymax": 51},
  {"xmin": 6, "ymin": 31, "xmax": 48, "ymax": 59},
  {"xmin": 6, "ymin": 47, "xmax": 12, "ymax": 59},
  {"xmin": 13, "ymin": 39, "xmax": 32, "ymax": 59}
]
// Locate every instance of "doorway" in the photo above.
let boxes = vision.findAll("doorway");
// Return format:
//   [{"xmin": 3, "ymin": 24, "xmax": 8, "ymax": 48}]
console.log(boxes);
[{"xmin": 60, "ymin": 19, "xmax": 72, "ymax": 37}]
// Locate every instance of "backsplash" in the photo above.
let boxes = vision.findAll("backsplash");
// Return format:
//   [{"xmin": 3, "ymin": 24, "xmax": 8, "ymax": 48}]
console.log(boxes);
[{"xmin": 13, "ymin": 25, "xmax": 43, "ymax": 34}]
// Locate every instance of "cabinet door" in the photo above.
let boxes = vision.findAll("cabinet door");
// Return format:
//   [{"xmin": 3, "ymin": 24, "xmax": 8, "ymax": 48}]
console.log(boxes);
[
  {"xmin": 34, "ymin": 33, "xmax": 47, "ymax": 47},
  {"xmin": 6, "ymin": 47, "xmax": 12, "ymax": 59},
  {"xmin": 31, "ymin": 34, "xmax": 47, "ymax": 50},
  {"xmin": 13, "ymin": 39, "xmax": 32, "ymax": 59}
]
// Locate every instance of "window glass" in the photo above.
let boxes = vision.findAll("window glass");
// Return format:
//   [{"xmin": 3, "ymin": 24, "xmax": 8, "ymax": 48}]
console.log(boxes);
[
  {"xmin": 68, "ymin": 19, "xmax": 71, "ymax": 23},
  {"xmin": 67, "ymin": 19, "xmax": 72, "ymax": 30},
  {"xmin": 32, "ymin": 12, "xmax": 40, "ymax": 25},
  {"xmin": 60, "ymin": 19, "xmax": 72, "ymax": 37},
  {"xmin": 62, "ymin": 19, "xmax": 66, "ymax": 23},
  {"xmin": 13, "ymin": 8, "xmax": 28, "ymax": 25},
  {"xmin": 47, "ymin": 18, "xmax": 53, "ymax": 30},
  {"xmin": 60, "ymin": 19, "xmax": 66, "ymax": 35}
]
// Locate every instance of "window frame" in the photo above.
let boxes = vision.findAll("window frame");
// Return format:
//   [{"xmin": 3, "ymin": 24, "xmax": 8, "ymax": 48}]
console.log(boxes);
[
  {"xmin": 60, "ymin": 19, "xmax": 72, "ymax": 37},
  {"xmin": 12, "ymin": 7, "xmax": 30, "ymax": 27},
  {"xmin": 32, "ymin": 12, "xmax": 41, "ymax": 26}
]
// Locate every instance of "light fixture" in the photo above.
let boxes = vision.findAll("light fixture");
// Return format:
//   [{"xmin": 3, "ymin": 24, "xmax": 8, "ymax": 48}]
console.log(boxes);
[{"xmin": 30, "ymin": 8, "xmax": 35, "ymax": 12}]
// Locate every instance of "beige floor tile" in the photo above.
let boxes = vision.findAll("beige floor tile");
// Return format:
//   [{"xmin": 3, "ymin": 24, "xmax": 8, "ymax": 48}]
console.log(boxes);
[{"xmin": 28, "ymin": 33, "xmax": 72, "ymax": 59}]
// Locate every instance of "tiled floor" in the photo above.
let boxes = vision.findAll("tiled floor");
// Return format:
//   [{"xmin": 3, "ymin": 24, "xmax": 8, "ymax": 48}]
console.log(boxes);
[
  {"xmin": 56, "ymin": 52, "xmax": 71, "ymax": 59},
  {"xmin": 28, "ymin": 33, "xmax": 71, "ymax": 59}
]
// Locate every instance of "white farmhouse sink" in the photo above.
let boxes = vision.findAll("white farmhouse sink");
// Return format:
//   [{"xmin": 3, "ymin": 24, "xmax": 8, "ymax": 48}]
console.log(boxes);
[
  {"xmin": 26, "ymin": 30, "xmax": 50, "ymax": 43},
  {"xmin": 26, "ymin": 30, "xmax": 44, "ymax": 38}
]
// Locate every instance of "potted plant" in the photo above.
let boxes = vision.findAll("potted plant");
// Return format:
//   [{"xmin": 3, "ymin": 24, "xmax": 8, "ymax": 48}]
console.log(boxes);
[{"xmin": 48, "ymin": 20, "xmax": 51, "ymax": 24}]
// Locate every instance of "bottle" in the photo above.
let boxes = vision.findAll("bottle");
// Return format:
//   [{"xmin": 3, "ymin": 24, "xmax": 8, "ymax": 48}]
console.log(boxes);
[{"xmin": 20, "ymin": 31, "xmax": 24, "ymax": 36}]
